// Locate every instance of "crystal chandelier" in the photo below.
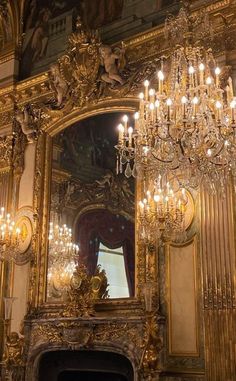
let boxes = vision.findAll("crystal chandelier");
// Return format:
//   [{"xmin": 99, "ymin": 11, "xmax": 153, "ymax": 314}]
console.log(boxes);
[
  {"xmin": 48, "ymin": 222, "xmax": 79, "ymax": 292},
  {"xmin": 0, "ymin": 207, "xmax": 21, "ymax": 262},
  {"xmin": 138, "ymin": 175, "xmax": 188, "ymax": 243},
  {"xmin": 48, "ymin": 222, "xmax": 79, "ymax": 259},
  {"xmin": 116, "ymin": 5, "xmax": 236, "ymax": 194}
]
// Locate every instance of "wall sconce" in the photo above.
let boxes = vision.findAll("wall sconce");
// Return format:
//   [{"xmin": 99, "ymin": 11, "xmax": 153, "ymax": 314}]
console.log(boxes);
[{"xmin": 0, "ymin": 207, "xmax": 21, "ymax": 262}]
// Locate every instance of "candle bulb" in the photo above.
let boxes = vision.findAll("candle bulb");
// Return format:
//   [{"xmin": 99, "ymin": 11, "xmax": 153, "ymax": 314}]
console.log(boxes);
[
  {"xmin": 139, "ymin": 92, "xmax": 144, "ymax": 117},
  {"xmin": 128, "ymin": 126, "xmax": 133, "ymax": 147},
  {"xmin": 215, "ymin": 101, "xmax": 222, "ymax": 121},
  {"xmin": 122, "ymin": 115, "xmax": 128, "ymax": 134},
  {"xmin": 134, "ymin": 112, "xmax": 139, "ymax": 130},
  {"xmin": 144, "ymin": 80, "xmax": 149, "ymax": 100},
  {"xmin": 230, "ymin": 100, "xmax": 236, "ymax": 123},
  {"xmin": 181, "ymin": 96, "xmax": 187, "ymax": 118},
  {"xmin": 149, "ymin": 103, "xmax": 155, "ymax": 122},
  {"xmin": 155, "ymin": 99, "xmax": 160, "ymax": 120},
  {"xmin": 158, "ymin": 70, "xmax": 164, "ymax": 94},
  {"xmin": 226, "ymin": 85, "xmax": 231, "ymax": 104},
  {"xmin": 149, "ymin": 88, "xmax": 155, "ymax": 104},
  {"xmin": 192, "ymin": 96, "xmax": 198, "ymax": 117},
  {"xmin": 143, "ymin": 198, "xmax": 147, "ymax": 213},
  {"xmin": 166, "ymin": 98, "xmax": 172, "ymax": 120},
  {"xmin": 199, "ymin": 63, "xmax": 205, "ymax": 85},
  {"xmin": 228, "ymin": 77, "xmax": 234, "ymax": 99},
  {"xmin": 206, "ymin": 76, "xmax": 212, "ymax": 96},
  {"xmin": 118, "ymin": 123, "xmax": 124, "ymax": 144},
  {"xmin": 206, "ymin": 76, "xmax": 212, "ymax": 86},
  {"xmin": 189, "ymin": 66, "xmax": 195, "ymax": 88},
  {"xmin": 215, "ymin": 67, "xmax": 221, "ymax": 88},
  {"xmin": 139, "ymin": 201, "xmax": 144, "ymax": 216}
]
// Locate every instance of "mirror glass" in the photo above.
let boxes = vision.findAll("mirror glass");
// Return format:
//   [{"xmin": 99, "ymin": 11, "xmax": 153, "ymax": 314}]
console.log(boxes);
[{"xmin": 47, "ymin": 112, "xmax": 135, "ymax": 302}]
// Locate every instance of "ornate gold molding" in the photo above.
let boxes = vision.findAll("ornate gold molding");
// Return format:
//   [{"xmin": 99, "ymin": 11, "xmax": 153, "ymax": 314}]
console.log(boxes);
[
  {"xmin": 0, "ymin": 0, "xmax": 235, "ymax": 134},
  {"xmin": 0, "ymin": 135, "xmax": 12, "ymax": 172}
]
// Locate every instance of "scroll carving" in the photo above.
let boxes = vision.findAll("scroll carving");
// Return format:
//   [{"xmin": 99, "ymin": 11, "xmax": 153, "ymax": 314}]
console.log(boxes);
[
  {"xmin": 0, "ymin": 135, "xmax": 12, "ymax": 171},
  {"xmin": 140, "ymin": 313, "xmax": 163, "ymax": 379},
  {"xmin": 2, "ymin": 332, "xmax": 25, "ymax": 381}
]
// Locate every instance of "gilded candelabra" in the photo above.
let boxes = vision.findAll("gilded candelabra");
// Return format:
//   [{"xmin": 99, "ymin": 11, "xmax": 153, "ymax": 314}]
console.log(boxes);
[
  {"xmin": 0, "ymin": 207, "xmax": 21, "ymax": 262},
  {"xmin": 138, "ymin": 177, "xmax": 188, "ymax": 243}
]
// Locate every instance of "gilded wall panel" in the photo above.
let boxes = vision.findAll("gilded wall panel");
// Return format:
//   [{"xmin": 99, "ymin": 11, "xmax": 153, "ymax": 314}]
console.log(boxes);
[{"xmin": 167, "ymin": 238, "xmax": 199, "ymax": 356}]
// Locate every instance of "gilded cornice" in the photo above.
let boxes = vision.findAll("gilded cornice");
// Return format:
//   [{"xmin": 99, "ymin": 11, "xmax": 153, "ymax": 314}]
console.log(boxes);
[
  {"xmin": 0, "ymin": 49, "xmax": 16, "ymax": 64},
  {"xmin": 52, "ymin": 168, "xmax": 71, "ymax": 183},
  {"xmin": 0, "ymin": 0, "xmax": 236, "ymax": 132}
]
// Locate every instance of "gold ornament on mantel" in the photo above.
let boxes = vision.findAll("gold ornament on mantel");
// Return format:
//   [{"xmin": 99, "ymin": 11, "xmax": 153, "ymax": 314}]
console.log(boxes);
[
  {"xmin": 62, "ymin": 264, "xmax": 109, "ymax": 318},
  {"xmin": 116, "ymin": 3, "xmax": 236, "ymax": 195}
]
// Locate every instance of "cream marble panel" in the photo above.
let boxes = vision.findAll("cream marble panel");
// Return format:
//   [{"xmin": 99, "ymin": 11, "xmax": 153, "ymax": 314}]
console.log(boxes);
[
  {"xmin": 0, "ymin": 58, "xmax": 19, "ymax": 84},
  {"xmin": 18, "ymin": 144, "xmax": 36, "ymax": 208},
  {"xmin": 11, "ymin": 263, "xmax": 29, "ymax": 333},
  {"xmin": 168, "ymin": 239, "xmax": 198, "ymax": 355}
]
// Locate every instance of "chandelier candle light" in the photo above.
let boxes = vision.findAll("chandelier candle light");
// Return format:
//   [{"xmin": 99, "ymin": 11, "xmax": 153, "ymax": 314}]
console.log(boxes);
[
  {"xmin": 116, "ymin": 7, "xmax": 236, "ymax": 194},
  {"xmin": 0, "ymin": 207, "xmax": 21, "ymax": 262}
]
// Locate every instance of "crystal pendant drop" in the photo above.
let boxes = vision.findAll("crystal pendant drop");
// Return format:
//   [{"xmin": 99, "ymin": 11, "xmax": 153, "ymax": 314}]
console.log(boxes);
[{"xmin": 125, "ymin": 162, "xmax": 132, "ymax": 178}]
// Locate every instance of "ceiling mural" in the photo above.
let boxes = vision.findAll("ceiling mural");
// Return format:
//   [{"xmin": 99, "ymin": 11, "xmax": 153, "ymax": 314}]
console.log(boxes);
[
  {"xmin": 20, "ymin": 0, "xmax": 124, "ymax": 79},
  {"xmin": 0, "ymin": 0, "xmax": 13, "ymax": 51},
  {"xmin": 20, "ymin": 0, "xmax": 179, "ymax": 79},
  {"xmin": 23, "ymin": 0, "xmax": 78, "ymax": 33}
]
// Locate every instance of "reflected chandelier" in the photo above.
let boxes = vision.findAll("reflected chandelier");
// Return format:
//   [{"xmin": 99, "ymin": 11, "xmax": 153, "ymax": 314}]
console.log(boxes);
[
  {"xmin": 116, "ymin": 4, "xmax": 236, "ymax": 194},
  {"xmin": 48, "ymin": 222, "xmax": 79, "ymax": 290}
]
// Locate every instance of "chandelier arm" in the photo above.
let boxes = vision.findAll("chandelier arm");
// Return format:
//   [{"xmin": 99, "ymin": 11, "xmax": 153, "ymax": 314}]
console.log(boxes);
[{"xmin": 151, "ymin": 152, "xmax": 180, "ymax": 168}]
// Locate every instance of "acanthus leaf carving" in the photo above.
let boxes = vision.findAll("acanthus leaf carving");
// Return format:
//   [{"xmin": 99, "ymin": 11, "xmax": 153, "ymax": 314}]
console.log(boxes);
[{"xmin": 0, "ymin": 135, "xmax": 13, "ymax": 171}]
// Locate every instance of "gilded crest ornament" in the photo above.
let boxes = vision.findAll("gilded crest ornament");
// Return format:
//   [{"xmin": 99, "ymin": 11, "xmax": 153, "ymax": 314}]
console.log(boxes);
[
  {"xmin": 62, "ymin": 264, "xmax": 108, "ymax": 318},
  {"xmin": 48, "ymin": 16, "xmax": 127, "ymax": 109}
]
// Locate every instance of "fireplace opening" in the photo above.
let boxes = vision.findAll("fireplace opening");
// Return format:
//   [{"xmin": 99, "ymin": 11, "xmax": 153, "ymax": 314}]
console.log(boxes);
[
  {"xmin": 58, "ymin": 370, "xmax": 128, "ymax": 381},
  {"xmin": 38, "ymin": 350, "xmax": 134, "ymax": 381}
]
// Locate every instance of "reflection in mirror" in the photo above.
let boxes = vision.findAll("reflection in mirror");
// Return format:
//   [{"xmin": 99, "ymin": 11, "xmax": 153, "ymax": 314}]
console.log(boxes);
[{"xmin": 47, "ymin": 113, "xmax": 135, "ymax": 302}]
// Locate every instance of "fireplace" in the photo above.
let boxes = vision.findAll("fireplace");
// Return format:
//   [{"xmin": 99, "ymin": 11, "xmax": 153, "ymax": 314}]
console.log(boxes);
[
  {"xmin": 58, "ymin": 370, "xmax": 128, "ymax": 381},
  {"xmin": 38, "ymin": 350, "xmax": 134, "ymax": 381}
]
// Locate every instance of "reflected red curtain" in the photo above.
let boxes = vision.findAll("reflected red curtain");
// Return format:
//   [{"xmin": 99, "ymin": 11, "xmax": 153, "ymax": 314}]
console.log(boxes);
[{"xmin": 76, "ymin": 210, "xmax": 135, "ymax": 296}]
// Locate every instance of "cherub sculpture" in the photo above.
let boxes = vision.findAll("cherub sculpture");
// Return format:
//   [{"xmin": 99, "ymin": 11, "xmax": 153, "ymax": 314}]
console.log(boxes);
[
  {"xmin": 99, "ymin": 44, "xmax": 125, "ymax": 86},
  {"xmin": 49, "ymin": 63, "xmax": 68, "ymax": 107},
  {"xmin": 15, "ymin": 107, "xmax": 35, "ymax": 143}
]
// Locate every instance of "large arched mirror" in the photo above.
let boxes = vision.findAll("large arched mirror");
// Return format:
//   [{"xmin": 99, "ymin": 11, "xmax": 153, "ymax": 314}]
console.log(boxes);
[{"xmin": 46, "ymin": 112, "xmax": 135, "ymax": 302}]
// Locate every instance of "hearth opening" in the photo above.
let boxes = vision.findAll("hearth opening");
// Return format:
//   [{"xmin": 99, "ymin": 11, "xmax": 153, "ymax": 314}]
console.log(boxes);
[
  {"xmin": 38, "ymin": 350, "xmax": 134, "ymax": 381},
  {"xmin": 58, "ymin": 370, "xmax": 128, "ymax": 381}
]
